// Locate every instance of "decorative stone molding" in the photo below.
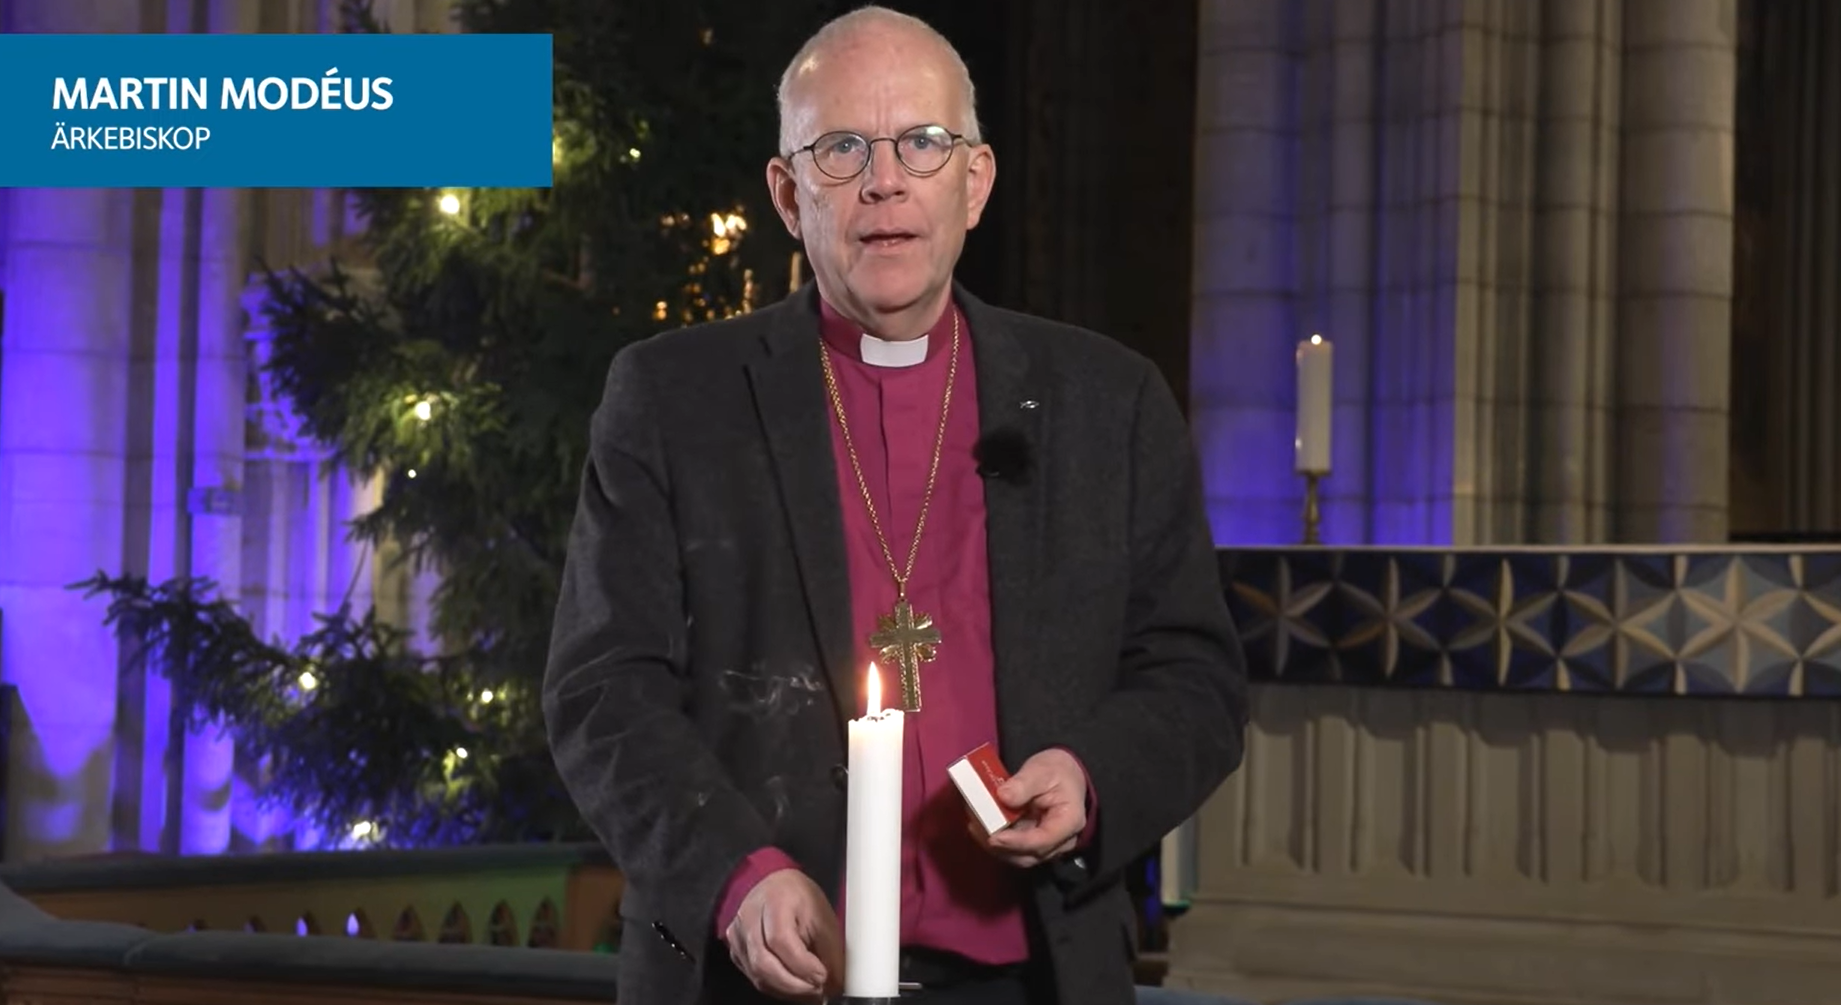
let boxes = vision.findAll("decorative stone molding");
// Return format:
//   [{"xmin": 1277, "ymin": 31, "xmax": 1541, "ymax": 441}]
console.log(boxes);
[
  {"xmin": 1224, "ymin": 546, "xmax": 1841, "ymax": 698},
  {"xmin": 1170, "ymin": 683, "xmax": 1841, "ymax": 1005}
]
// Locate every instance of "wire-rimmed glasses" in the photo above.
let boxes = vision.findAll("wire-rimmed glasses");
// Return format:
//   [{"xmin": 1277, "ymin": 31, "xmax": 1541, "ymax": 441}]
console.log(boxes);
[{"xmin": 790, "ymin": 124, "xmax": 968, "ymax": 180}]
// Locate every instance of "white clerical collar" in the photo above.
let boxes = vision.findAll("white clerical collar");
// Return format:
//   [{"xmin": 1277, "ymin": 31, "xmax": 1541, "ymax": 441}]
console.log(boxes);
[{"xmin": 859, "ymin": 332, "xmax": 929, "ymax": 368}]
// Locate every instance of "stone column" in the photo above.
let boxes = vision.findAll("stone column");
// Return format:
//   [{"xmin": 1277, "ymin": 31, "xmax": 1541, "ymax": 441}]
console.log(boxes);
[
  {"xmin": 1189, "ymin": 0, "xmax": 1300, "ymax": 544},
  {"xmin": 1526, "ymin": 0, "xmax": 1622, "ymax": 542},
  {"xmin": 1190, "ymin": 0, "xmax": 1739, "ymax": 547},
  {"xmin": 177, "ymin": 184, "xmax": 250, "ymax": 855},
  {"xmin": 1190, "ymin": 0, "xmax": 1467, "ymax": 546},
  {"xmin": 1615, "ymin": 0, "xmax": 1737, "ymax": 542},
  {"xmin": 1362, "ymin": 0, "xmax": 1466, "ymax": 544},
  {"xmin": 239, "ymin": 278, "xmax": 308, "ymax": 851},
  {"xmin": 172, "ymin": 0, "xmax": 261, "ymax": 858},
  {"xmin": 0, "ymin": 0, "xmax": 150, "ymax": 861}
]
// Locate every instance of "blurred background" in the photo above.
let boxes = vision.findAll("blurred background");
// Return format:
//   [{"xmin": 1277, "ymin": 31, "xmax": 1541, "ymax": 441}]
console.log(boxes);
[{"xmin": 1, "ymin": 1, "xmax": 1838, "ymax": 1004}]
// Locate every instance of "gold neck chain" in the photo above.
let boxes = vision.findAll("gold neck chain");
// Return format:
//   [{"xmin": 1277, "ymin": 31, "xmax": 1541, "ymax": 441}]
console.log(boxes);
[{"xmin": 817, "ymin": 309, "xmax": 962, "ymax": 601}]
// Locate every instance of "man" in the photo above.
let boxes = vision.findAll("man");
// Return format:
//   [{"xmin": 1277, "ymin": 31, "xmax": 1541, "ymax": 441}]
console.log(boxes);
[{"xmin": 544, "ymin": 7, "xmax": 1247, "ymax": 1005}]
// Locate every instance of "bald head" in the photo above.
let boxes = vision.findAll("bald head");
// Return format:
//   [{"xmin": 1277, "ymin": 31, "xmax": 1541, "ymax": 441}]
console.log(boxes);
[{"xmin": 776, "ymin": 6, "xmax": 982, "ymax": 155}]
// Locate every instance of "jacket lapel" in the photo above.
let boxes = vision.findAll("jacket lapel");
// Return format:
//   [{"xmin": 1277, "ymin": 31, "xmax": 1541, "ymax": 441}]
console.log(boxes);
[
  {"xmin": 958, "ymin": 287, "xmax": 1047, "ymax": 726},
  {"xmin": 744, "ymin": 289, "xmax": 856, "ymax": 730},
  {"xmin": 743, "ymin": 285, "xmax": 1047, "ymax": 735}
]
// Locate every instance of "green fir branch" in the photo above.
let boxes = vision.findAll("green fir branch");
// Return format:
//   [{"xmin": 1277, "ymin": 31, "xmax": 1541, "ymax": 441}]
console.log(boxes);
[{"xmin": 83, "ymin": 0, "xmax": 851, "ymax": 847}]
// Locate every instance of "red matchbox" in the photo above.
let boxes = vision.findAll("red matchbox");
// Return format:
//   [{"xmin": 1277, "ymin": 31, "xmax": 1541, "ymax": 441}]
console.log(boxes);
[{"xmin": 949, "ymin": 742, "xmax": 1021, "ymax": 834}]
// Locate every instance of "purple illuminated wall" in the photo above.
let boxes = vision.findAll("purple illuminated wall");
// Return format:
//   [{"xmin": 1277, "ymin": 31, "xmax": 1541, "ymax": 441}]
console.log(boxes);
[
  {"xmin": 0, "ymin": 0, "xmax": 281, "ymax": 861},
  {"xmin": 1185, "ymin": 2, "xmax": 1481, "ymax": 549}
]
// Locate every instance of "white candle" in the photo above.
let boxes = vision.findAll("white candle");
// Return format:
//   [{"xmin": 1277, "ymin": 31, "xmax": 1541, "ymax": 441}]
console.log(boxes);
[
  {"xmin": 1159, "ymin": 827, "xmax": 1183, "ymax": 905},
  {"xmin": 843, "ymin": 663, "xmax": 903, "ymax": 998},
  {"xmin": 1295, "ymin": 334, "xmax": 1333, "ymax": 474}
]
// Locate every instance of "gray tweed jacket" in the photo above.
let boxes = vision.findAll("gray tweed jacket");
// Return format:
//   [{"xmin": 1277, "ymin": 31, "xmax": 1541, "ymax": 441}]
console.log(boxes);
[{"xmin": 544, "ymin": 283, "xmax": 1248, "ymax": 1005}]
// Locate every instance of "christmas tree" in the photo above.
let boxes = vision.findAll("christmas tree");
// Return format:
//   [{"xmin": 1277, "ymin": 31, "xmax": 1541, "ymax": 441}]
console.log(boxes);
[{"xmin": 85, "ymin": 0, "xmax": 840, "ymax": 847}]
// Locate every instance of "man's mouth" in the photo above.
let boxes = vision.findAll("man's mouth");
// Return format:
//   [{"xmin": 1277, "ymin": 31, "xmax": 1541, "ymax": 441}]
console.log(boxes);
[{"xmin": 861, "ymin": 230, "xmax": 918, "ymax": 248}]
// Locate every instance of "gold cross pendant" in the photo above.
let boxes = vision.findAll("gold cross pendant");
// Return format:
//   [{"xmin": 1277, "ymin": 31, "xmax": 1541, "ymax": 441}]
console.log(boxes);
[{"xmin": 868, "ymin": 597, "xmax": 940, "ymax": 712}]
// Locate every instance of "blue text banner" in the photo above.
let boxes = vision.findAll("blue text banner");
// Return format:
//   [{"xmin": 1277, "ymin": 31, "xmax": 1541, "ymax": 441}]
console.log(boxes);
[{"xmin": 0, "ymin": 32, "xmax": 553, "ymax": 188}]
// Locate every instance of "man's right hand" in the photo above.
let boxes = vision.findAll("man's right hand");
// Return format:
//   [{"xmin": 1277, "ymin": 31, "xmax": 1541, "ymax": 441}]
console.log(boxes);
[{"xmin": 722, "ymin": 868, "xmax": 844, "ymax": 1003}]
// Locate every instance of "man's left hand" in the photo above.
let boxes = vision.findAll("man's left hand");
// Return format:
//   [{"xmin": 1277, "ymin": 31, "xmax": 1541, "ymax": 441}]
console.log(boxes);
[{"xmin": 969, "ymin": 748, "xmax": 1087, "ymax": 869}]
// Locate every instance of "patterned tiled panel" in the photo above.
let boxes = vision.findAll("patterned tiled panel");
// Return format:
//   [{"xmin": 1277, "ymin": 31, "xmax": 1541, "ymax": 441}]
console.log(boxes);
[{"xmin": 1218, "ymin": 548, "xmax": 1841, "ymax": 697}]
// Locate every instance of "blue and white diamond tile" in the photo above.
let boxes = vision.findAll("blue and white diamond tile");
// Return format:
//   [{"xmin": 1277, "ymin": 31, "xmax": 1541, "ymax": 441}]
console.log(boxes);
[{"xmin": 1220, "ymin": 547, "xmax": 1841, "ymax": 699}]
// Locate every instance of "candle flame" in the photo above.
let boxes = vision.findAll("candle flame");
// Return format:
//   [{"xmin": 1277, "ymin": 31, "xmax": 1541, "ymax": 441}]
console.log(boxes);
[
  {"xmin": 866, "ymin": 662, "xmax": 882, "ymax": 716},
  {"xmin": 1310, "ymin": 333, "xmax": 1323, "ymax": 345}
]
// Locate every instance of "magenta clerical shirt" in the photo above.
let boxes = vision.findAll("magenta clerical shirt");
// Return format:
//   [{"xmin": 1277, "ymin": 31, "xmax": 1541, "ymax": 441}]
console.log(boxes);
[{"xmin": 714, "ymin": 295, "xmax": 1030, "ymax": 965}]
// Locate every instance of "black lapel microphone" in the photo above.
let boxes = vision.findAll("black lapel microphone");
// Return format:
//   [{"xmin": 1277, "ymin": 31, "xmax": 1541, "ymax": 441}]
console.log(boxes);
[{"xmin": 974, "ymin": 428, "xmax": 1033, "ymax": 482}]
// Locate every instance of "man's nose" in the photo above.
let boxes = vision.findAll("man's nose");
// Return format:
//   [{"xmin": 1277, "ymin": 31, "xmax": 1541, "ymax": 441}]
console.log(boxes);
[{"xmin": 861, "ymin": 141, "xmax": 908, "ymax": 199}]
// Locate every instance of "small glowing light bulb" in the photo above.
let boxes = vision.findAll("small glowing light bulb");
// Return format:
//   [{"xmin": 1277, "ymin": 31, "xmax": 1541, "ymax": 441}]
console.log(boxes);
[{"xmin": 437, "ymin": 193, "xmax": 461, "ymax": 215}]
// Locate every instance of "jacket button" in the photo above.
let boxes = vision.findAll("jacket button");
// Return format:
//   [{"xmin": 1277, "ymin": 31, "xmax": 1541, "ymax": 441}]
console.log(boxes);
[{"xmin": 831, "ymin": 764, "xmax": 848, "ymax": 790}]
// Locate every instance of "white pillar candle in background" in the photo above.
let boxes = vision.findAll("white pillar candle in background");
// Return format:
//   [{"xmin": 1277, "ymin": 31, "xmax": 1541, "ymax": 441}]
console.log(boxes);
[
  {"xmin": 1159, "ymin": 825, "xmax": 1186, "ymax": 906},
  {"xmin": 843, "ymin": 663, "xmax": 903, "ymax": 998},
  {"xmin": 1295, "ymin": 334, "xmax": 1334, "ymax": 473}
]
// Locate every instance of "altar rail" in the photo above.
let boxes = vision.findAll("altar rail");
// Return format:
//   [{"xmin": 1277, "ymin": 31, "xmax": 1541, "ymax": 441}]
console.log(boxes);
[
  {"xmin": 1173, "ymin": 546, "xmax": 1841, "ymax": 1004},
  {"xmin": 1220, "ymin": 546, "xmax": 1841, "ymax": 697},
  {"xmin": 0, "ymin": 872, "xmax": 1256, "ymax": 1005},
  {"xmin": 2, "ymin": 843, "xmax": 624, "ymax": 953},
  {"xmin": 0, "ymin": 875, "xmax": 621, "ymax": 1005}
]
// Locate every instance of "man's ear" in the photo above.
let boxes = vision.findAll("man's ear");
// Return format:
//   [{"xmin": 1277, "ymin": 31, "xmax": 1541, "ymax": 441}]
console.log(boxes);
[
  {"xmin": 766, "ymin": 158, "xmax": 802, "ymax": 240},
  {"xmin": 963, "ymin": 144, "xmax": 996, "ymax": 230}
]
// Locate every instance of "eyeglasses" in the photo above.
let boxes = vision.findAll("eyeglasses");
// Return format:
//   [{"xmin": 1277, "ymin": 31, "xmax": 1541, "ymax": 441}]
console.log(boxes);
[{"xmin": 790, "ymin": 124, "xmax": 968, "ymax": 181}]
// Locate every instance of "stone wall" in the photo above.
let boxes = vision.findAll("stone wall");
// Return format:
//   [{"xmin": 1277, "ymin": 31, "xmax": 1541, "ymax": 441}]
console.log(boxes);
[
  {"xmin": 1168, "ymin": 682, "xmax": 1841, "ymax": 1005},
  {"xmin": 1190, "ymin": 0, "xmax": 1738, "ymax": 546}
]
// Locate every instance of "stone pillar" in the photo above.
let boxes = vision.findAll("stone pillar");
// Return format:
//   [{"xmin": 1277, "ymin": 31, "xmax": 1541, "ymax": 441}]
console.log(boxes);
[
  {"xmin": 173, "ymin": 0, "xmax": 261, "ymax": 858},
  {"xmin": 1190, "ymin": 0, "xmax": 1466, "ymax": 546},
  {"xmin": 1363, "ymin": 0, "xmax": 1465, "ymax": 544},
  {"xmin": 126, "ymin": 184, "xmax": 195, "ymax": 855},
  {"xmin": 1615, "ymin": 0, "xmax": 1737, "ymax": 541},
  {"xmin": 1189, "ymin": 0, "xmax": 1300, "ymax": 544},
  {"xmin": 177, "ymin": 183, "xmax": 250, "ymax": 856},
  {"xmin": 1190, "ymin": 0, "xmax": 1739, "ymax": 547},
  {"xmin": 239, "ymin": 278, "xmax": 308, "ymax": 851},
  {"xmin": 1294, "ymin": 0, "xmax": 1377, "ymax": 545},
  {"xmin": 0, "ymin": 0, "xmax": 149, "ymax": 861},
  {"xmin": 1527, "ymin": 0, "xmax": 1621, "ymax": 542}
]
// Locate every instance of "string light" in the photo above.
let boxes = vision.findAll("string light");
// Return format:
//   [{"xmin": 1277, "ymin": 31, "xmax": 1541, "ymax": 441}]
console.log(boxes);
[
  {"xmin": 413, "ymin": 398, "xmax": 433, "ymax": 421},
  {"xmin": 710, "ymin": 212, "xmax": 746, "ymax": 255},
  {"xmin": 297, "ymin": 670, "xmax": 319, "ymax": 691},
  {"xmin": 437, "ymin": 192, "xmax": 461, "ymax": 215},
  {"xmin": 406, "ymin": 468, "xmax": 418, "ymax": 479}
]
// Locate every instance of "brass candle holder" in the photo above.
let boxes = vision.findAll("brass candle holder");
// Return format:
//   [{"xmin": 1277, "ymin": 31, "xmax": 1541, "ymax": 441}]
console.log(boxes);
[{"xmin": 1301, "ymin": 470, "xmax": 1324, "ymax": 545}]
